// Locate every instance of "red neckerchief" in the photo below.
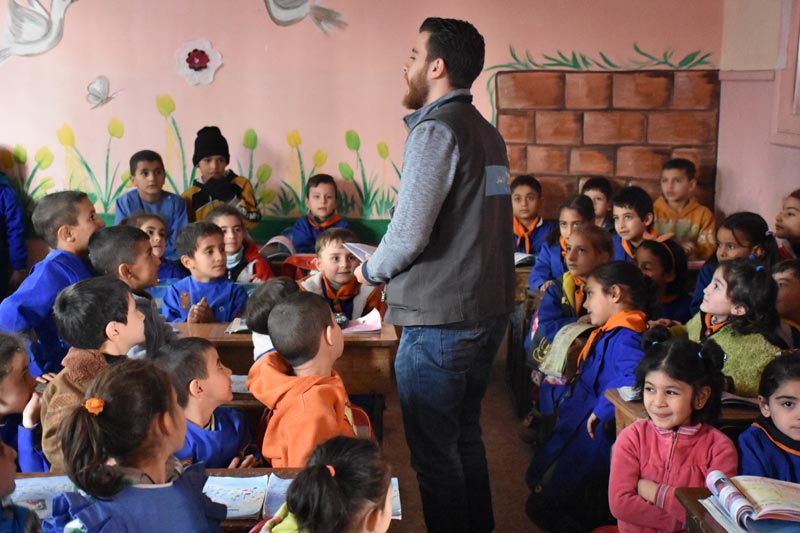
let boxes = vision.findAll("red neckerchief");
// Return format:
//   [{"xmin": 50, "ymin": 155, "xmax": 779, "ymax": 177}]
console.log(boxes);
[
  {"xmin": 321, "ymin": 276, "xmax": 360, "ymax": 314},
  {"xmin": 576, "ymin": 310, "xmax": 648, "ymax": 370},
  {"xmin": 513, "ymin": 215, "xmax": 540, "ymax": 254},
  {"xmin": 307, "ymin": 212, "xmax": 342, "ymax": 231},
  {"xmin": 703, "ymin": 314, "xmax": 727, "ymax": 337}
]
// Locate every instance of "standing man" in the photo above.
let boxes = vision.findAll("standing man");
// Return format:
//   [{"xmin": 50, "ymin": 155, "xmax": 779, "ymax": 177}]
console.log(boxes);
[{"xmin": 355, "ymin": 17, "xmax": 513, "ymax": 533}]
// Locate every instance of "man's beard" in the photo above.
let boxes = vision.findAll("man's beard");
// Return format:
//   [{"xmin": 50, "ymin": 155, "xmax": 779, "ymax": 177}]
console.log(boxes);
[{"xmin": 402, "ymin": 67, "xmax": 430, "ymax": 110}]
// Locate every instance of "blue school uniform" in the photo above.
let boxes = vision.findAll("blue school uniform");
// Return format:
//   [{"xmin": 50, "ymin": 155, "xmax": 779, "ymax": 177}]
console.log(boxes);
[
  {"xmin": 0, "ymin": 414, "xmax": 48, "ymax": 472},
  {"xmin": 0, "ymin": 250, "xmax": 93, "ymax": 376},
  {"xmin": 291, "ymin": 214, "xmax": 349, "ymax": 254},
  {"xmin": 526, "ymin": 322, "xmax": 645, "ymax": 531},
  {"xmin": 0, "ymin": 176, "xmax": 27, "ymax": 298},
  {"xmin": 158, "ymin": 259, "xmax": 187, "ymax": 282},
  {"xmin": 690, "ymin": 261, "xmax": 716, "ymax": 315},
  {"xmin": 115, "ymin": 189, "xmax": 188, "ymax": 261},
  {"xmin": 0, "ymin": 502, "xmax": 40, "ymax": 532},
  {"xmin": 44, "ymin": 462, "xmax": 225, "ymax": 533},
  {"xmin": 513, "ymin": 217, "xmax": 553, "ymax": 255},
  {"xmin": 161, "ymin": 277, "xmax": 247, "ymax": 323},
  {"xmin": 528, "ymin": 241, "xmax": 565, "ymax": 290},
  {"xmin": 176, "ymin": 407, "xmax": 249, "ymax": 468},
  {"xmin": 660, "ymin": 293, "xmax": 692, "ymax": 324},
  {"xmin": 611, "ymin": 234, "xmax": 637, "ymax": 262},
  {"xmin": 738, "ymin": 416, "xmax": 800, "ymax": 483}
]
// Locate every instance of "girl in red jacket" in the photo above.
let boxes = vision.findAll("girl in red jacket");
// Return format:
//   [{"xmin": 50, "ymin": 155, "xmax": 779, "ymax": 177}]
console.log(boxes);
[{"xmin": 608, "ymin": 327, "xmax": 738, "ymax": 532}]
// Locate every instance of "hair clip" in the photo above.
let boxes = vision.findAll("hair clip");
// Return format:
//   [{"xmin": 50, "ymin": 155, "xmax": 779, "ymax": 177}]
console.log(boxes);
[
  {"xmin": 325, "ymin": 464, "xmax": 336, "ymax": 477},
  {"xmin": 756, "ymin": 265, "xmax": 764, "ymax": 272},
  {"xmin": 84, "ymin": 397, "xmax": 105, "ymax": 416}
]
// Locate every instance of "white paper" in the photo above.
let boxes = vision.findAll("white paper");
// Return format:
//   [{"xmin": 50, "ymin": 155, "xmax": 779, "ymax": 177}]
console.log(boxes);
[
  {"xmin": 8, "ymin": 476, "xmax": 74, "ymax": 519},
  {"xmin": 343, "ymin": 243, "xmax": 377, "ymax": 263},
  {"xmin": 342, "ymin": 308, "xmax": 382, "ymax": 333},
  {"xmin": 202, "ymin": 475, "xmax": 269, "ymax": 519}
]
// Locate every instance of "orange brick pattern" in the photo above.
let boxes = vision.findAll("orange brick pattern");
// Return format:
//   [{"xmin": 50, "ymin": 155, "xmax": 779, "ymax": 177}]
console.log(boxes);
[{"xmin": 497, "ymin": 71, "xmax": 719, "ymax": 219}]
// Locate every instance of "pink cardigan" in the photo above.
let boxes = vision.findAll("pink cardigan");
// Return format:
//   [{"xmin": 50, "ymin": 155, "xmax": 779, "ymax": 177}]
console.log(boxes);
[{"xmin": 609, "ymin": 418, "xmax": 738, "ymax": 532}]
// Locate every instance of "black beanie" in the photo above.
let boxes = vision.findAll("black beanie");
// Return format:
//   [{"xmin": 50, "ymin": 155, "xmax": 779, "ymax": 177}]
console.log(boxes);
[{"xmin": 192, "ymin": 126, "xmax": 229, "ymax": 166}]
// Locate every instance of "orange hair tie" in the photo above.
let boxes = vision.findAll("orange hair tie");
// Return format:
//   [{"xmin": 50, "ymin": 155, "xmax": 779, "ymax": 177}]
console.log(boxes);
[
  {"xmin": 84, "ymin": 397, "xmax": 105, "ymax": 416},
  {"xmin": 325, "ymin": 464, "xmax": 336, "ymax": 477}
]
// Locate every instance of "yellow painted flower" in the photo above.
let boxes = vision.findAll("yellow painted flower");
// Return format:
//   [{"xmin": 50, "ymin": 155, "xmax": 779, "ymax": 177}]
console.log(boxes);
[
  {"xmin": 377, "ymin": 142, "xmax": 390, "ymax": 160},
  {"xmin": 108, "ymin": 118, "xmax": 125, "ymax": 139},
  {"xmin": 35, "ymin": 146, "xmax": 54, "ymax": 170},
  {"xmin": 156, "ymin": 94, "xmax": 176, "ymax": 117},
  {"xmin": 286, "ymin": 129, "xmax": 302, "ymax": 149},
  {"xmin": 12, "ymin": 145, "xmax": 26, "ymax": 165},
  {"xmin": 57, "ymin": 124, "xmax": 75, "ymax": 148},
  {"xmin": 256, "ymin": 164, "xmax": 272, "ymax": 184},
  {"xmin": 258, "ymin": 189, "xmax": 276, "ymax": 204},
  {"xmin": 312, "ymin": 149, "xmax": 328, "ymax": 168},
  {"xmin": 0, "ymin": 150, "xmax": 12, "ymax": 168},
  {"xmin": 121, "ymin": 170, "xmax": 132, "ymax": 188},
  {"xmin": 243, "ymin": 128, "xmax": 258, "ymax": 150}
]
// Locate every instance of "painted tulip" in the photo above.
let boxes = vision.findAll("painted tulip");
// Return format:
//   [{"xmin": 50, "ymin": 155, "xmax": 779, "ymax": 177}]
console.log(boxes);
[
  {"xmin": 345, "ymin": 130, "xmax": 360, "ymax": 151},
  {"xmin": 35, "ymin": 147, "xmax": 54, "ymax": 170},
  {"xmin": 286, "ymin": 129, "xmax": 302, "ymax": 148},
  {"xmin": 312, "ymin": 149, "xmax": 328, "ymax": 168},
  {"xmin": 12, "ymin": 145, "xmax": 26, "ymax": 165},
  {"xmin": 243, "ymin": 129, "xmax": 258, "ymax": 150},
  {"xmin": 56, "ymin": 124, "xmax": 75, "ymax": 148},
  {"xmin": 156, "ymin": 94, "xmax": 176, "ymax": 117},
  {"xmin": 108, "ymin": 118, "xmax": 125, "ymax": 139}
]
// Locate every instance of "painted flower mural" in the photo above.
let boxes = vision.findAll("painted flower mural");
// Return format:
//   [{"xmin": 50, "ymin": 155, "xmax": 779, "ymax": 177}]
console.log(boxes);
[{"xmin": 176, "ymin": 39, "xmax": 223, "ymax": 85}]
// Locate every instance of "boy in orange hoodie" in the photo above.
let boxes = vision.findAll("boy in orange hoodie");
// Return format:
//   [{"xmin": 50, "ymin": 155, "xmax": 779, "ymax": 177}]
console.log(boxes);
[{"xmin": 246, "ymin": 292, "xmax": 371, "ymax": 467}]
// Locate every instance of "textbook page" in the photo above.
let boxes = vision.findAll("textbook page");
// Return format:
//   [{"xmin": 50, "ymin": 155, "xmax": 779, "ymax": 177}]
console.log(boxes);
[
  {"xmin": 263, "ymin": 474, "xmax": 293, "ymax": 518},
  {"xmin": 203, "ymin": 474, "xmax": 269, "ymax": 519},
  {"xmin": 9, "ymin": 476, "xmax": 74, "ymax": 519}
]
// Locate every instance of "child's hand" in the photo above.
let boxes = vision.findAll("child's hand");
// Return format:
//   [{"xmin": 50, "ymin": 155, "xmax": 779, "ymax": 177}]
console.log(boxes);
[
  {"xmin": 539, "ymin": 280, "xmax": 554, "ymax": 292},
  {"xmin": 22, "ymin": 392, "xmax": 42, "ymax": 429},
  {"xmin": 228, "ymin": 454, "xmax": 256, "ymax": 469},
  {"xmin": 249, "ymin": 274, "xmax": 264, "ymax": 283},
  {"xmin": 586, "ymin": 413, "xmax": 600, "ymax": 439},
  {"xmin": 35, "ymin": 373, "xmax": 56, "ymax": 384},
  {"xmin": 637, "ymin": 479, "xmax": 659, "ymax": 503},
  {"xmin": 188, "ymin": 297, "xmax": 213, "ymax": 323}
]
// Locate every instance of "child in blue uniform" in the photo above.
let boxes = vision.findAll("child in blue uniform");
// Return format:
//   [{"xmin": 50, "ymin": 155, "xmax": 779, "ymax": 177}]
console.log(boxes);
[
  {"xmin": 0, "ymin": 191, "xmax": 105, "ymax": 376},
  {"xmin": 611, "ymin": 185, "xmax": 656, "ymax": 262},
  {"xmin": 511, "ymin": 175, "xmax": 552, "ymax": 255},
  {"xmin": 528, "ymin": 194, "xmax": 594, "ymax": 291},
  {"xmin": 0, "ymin": 333, "xmax": 48, "ymax": 472},
  {"xmin": 635, "ymin": 238, "xmax": 691, "ymax": 324},
  {"xmin": 775, "ymin": 260, "xmax": 800, "ymax": 348},
  {"xmin": 154, "ymin": 337, "xmax": 253, "ymax": 468},
  {"xmin": 162, "ymin": 222, "xmax": 248, "ymax": 322},
  {"xmin": 114, "ymin": 150, "xmax": 188, "ymax": 261},
  {"xmin": 0, "ymin": 440, "xmax": 40, "ymax": 532},
  {"xmin": 44, "ymin": 359, "xmax": 226, "ymax": 532},
  {"xmin": 738, "ymin": 352, "xmax": 800, "ymax": 482},
  {"xmin": 526, "ymin": 261, "xmax": 656, "ymax": 531},
  {"xmin": 689, "ymin": 212, "xmax": 781, "ymax": 315},
  {"xmin": 244, "ymin": 277, "xmax": 300, "ymax": 361},
  {"xmin": 292, "ymin": 174, "xmax": 349, "ymax": 254},
  {"xmin": 120, "ymin": 212, "xmax": 188, "ymax": 281},
  {"xmin": 0, "ymin": 172, "xmax": 27, "ymax": 299},
  {"xmin": 581, "ymin": 176, "xmax": 615, "ymax": 234}
]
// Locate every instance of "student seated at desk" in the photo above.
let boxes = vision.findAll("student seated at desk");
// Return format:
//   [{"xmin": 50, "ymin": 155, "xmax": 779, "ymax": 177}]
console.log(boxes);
[
  {"xmin": 120, "ymin": 212, "xmax": 188, "ymax": 281},
  {"xmin": 246, "ymin": 292, "xmax": 372, "ymax": 467},
  {"xmin": 244, "ymin": 277, "xmax": 300, "ymax": 362},
  {"xmin": 776, "ymin": 188, "xmax": 800, "ymax": 260},
  {"xmin": 300, "ymin": 228, "xmax": 384, "ymax": 322},
  {"xmin": 258, "ymin": 437, "xmax": 392, "ymax": 533},
  {"xmin": 292, "ymin": 173, "xmax": 349, "ymax": 254},
  {"xmin": 44, "ymin": 359, "xmax": 226, "ymax": 532},
  {"xmin": 207, "ymin": 205, "xmax": 274, "ymax": 283},
  {"xmin": 0, "ymin": 440, "xmax": 41, "ymax": 532},
  {"xmin": 609, "ymin": 328, "xmax": 737, "ymax": 533},
  {"xmin": 738, "ymin": 352, "xmax": 800, "ymax": 483},
  {"xmin": 511, "ymin": 174, "xmax": 552, "ymax": 255},
  {"xmin": 635, "ymin": 238, "xmax": 691, "ymax": 324},
  {"xmin": 581, "ymin": 176, "xmax": 615, "ymax": 234},
  {"xmin": 162, "ymin": 221, "xmax": 248, "ymax": 323},
  {"xmin": 774, "ymin": 260, "xmax": 800, "ymax": 348},
  {"xmin": 611, "ymin": 185, "xmax": 657, "ymax": 263},
  {"xmin": 154, "ymin": 337, "xmax": 254, "ymax": 469}
]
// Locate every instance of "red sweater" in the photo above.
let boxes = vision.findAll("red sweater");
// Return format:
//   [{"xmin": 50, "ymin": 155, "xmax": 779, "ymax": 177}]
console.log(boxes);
[{"xmin": 609, "ymin": 419, "xmax": 737, "ymax": 532}]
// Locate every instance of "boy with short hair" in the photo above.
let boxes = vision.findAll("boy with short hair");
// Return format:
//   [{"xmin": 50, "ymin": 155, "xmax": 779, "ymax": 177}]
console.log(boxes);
[
  {"xmin": 246, "ymin": 292, "xmax": 371, "ymax": 467},
  {"xmin": 244, "ymin": 276, "xmax": 300, "ymax": 361},
  {"xmin": 89, "ymin": 225, "xmax": 177, "ymax": 358},
  {"xmin": 611, "ymin": 185, "xmax": 657, "ymax": 262},
  {"xmin": 581, "ymin": 176, "xmax": 615, "ymax": 233},
  {"xmin": 775, "ymin": 259, "xmax": 800, "ymax": 348},
  {"xmin": 292, "ymin": 174, "xmax": 349, "ymax": 253},
  {"xmin": 120, "ymin": 212, "xmax": 187, "ymax": 280},
  {"xmin": 182, "ymin": 126, "xmax": 262, "ymax": 230},
  {"xmin": 153, "ymin": 337, "xmax": 252, "ymax": 468},
  {"xmin": 162, "ymin": 221, "xmax": 248, "ymax": 323},
  {"xmin": 40, "ymin": 276, "xmax": 145, "ymax": 471},
  {"xmin": 0, "ymin": 191, "xmax": 105, "ymax": 376},
  {"xmin": 300, "ymin": 228, "xmax": 384, "ymax": 322},
  {"xmin": 511, "ymin": 175, "xmax": 552, "ymax": 255},
  {"xmin": 654, "ymin": 158, "xmax": 716, "ymax": 260},
  {"xmin": 114, "ymin": 150, "xmax": 188, "ymax": 261}
]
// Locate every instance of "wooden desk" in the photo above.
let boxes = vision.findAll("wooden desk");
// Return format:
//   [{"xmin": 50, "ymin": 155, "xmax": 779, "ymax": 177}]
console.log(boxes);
[
  {"xmin": 604, "ymin": 388, "xmax": 759, "ymax": 437},
  {"xmin": 515, "ymin": 266, "xmax": 532, "ymax": 302},
  {"xmin": 676, "ymin": 487, "xmax": 728, "ymax": 533},
  {"xmin": 175, "ymin": 323, "xmax": 398, "ymax": 394}
]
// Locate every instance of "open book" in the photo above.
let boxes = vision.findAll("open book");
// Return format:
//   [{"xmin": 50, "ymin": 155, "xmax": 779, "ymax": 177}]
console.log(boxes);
[
  {"xmin": 8, "ymin": 476, "xmax": 75, "ymax": 520},
  {"xmin": 514, "ymin": 252, "xmax": 534, "ymax": 266},
  {"xmin": 343, "ymin": 243, "xmax": 377, "ymax": 263},
  {"xmin": 699, "ymin": 470, "xmax": 800, "ymax": 532}
]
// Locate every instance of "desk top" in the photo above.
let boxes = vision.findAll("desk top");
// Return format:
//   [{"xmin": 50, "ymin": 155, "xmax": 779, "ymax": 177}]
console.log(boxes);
[
  {"xmin": 605, "ymin": 388, "xmax": 759, "ymax": 424},
  {"xmin": 675, "ymin": 487, "xmax": 728, "ymax": 533},
  {"xmin": 175, "ymin": 322, "xmax": 398, "ymax": 347}
]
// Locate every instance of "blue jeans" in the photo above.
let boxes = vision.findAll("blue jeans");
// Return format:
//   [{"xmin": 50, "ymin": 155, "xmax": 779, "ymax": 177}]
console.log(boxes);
[{"xmin": 395, "ymin": 314, "xmax": 510, "ymax": 533}]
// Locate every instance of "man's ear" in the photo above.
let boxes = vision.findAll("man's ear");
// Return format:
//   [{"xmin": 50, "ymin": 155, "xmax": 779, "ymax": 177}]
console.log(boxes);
[{"xmin": 428, "ymin": 57, "xmax": 447, "ymax": 80}]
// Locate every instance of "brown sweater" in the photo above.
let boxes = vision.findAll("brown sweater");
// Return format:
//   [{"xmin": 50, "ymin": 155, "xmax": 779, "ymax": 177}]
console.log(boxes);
[{"xmin": 40, "ymin": 347, "xmax": 110, "ymax": 472}]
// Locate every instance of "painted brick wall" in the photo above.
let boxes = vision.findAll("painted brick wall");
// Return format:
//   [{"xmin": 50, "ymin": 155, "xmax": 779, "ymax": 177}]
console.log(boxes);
[{"xmin": 496, "ymin": 71, "xmax": 720, "ymax": 219}]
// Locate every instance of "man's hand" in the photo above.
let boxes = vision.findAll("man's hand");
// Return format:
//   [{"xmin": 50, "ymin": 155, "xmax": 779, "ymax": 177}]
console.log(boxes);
[
  {"xmin": 355, "ymin": 264, "xmax": 368, "ymax": 285},
  {"xmin": 188, "ymin": 297, "xmax": 213, "ymax": 323}
]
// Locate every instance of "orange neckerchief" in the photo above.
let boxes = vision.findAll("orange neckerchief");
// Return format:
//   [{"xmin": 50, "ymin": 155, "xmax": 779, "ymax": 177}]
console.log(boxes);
[
  {"xmin": 621, "ymin": 231, "xmax": 658, "ymax": 259},
  {"xmin": 513, "ymin": 215, "xmax": 540, "ymax": 254},
  {"xmin": 576, "ymin": 310, "xmax": 648, "ymax": 370},
  {"xmin": 703, "ymin": 313, "xmax": 727, "ymax": 337},
  {"xmin": 307, "ymin": 212, "xmax": 342, "ymax": 231},
  {"xmin": 560, "ymin": 235, "xmax": 567, "ymax": 257},
  {"xmin": 321, "ymin": 276, "xmax": 360, "ymax": 314}
]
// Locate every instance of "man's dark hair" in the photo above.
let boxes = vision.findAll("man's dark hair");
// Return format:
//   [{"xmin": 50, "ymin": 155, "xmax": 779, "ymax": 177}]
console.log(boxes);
[
  {"xmin": 152, "ymin": 337, "xmax": 214, "ymax": 407},
  {"xmin": 661, "ymin": 158, "xmax": 696, "ymax": 180},
  {"xmin": 89, "ymin": 226, "xmax": 149, "ymax": 276},
  {"xmin": 32, "ymin": 191, "xmax": 89, "ymax": 247},
  {"xmin": 268, "ymin": 292, "xmax": 334, "ymax": 367},
  {"xmin": 54, "ymin": 276, "xmax": 131, "ymax": 349},
  {"xmin": 419, "ymin": 18, "xmax": 485, "ymax": 89},
  {"xmin": 305, "ymin": 174, "xmax": 338, "ymax": 198},
  {"xmin": 129, "ymin": 150, "xmax": 164, "ymax": 176},
  {"xmin": 175, "ymin": 221, "xmax": 223, "ymax": 258}
]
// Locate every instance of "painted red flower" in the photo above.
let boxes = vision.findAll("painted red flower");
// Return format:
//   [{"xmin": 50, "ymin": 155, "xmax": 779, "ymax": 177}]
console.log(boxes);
[
  {"xmin": 176, "ymin": 39, "xmax": 223, "ymax": 85},
  {"xmin": 187, "ymin": 49, "xmax": 210, "ymax": 71}
]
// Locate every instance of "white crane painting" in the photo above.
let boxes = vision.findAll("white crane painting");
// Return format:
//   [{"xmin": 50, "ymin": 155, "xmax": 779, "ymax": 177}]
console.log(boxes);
[
  {"xmin": 264, "ymin": 0, "xmax": 346, "ymax": 33},
  {"xmin": 0, "ymin": 0, "xmax": 78, "ymax": 65}
]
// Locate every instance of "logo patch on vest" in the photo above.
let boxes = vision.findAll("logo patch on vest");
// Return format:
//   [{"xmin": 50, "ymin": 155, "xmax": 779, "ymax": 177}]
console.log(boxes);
[{"xmin": 484, "ymin": 165, "xmax": 510, "ymax": 196}]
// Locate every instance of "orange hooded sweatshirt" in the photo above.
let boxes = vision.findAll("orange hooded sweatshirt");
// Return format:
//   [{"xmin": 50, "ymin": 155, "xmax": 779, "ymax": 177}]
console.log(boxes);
[{"xmin": 246, "ymin": 352, "xmax": 358, "ymax": 467}]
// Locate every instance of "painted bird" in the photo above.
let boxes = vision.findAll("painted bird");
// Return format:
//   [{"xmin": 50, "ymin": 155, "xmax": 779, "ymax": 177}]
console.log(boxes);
[
  {"xmin": 264, "ymin": 0, "xmax": 346, "ymax": 33},
  {"xmin": 0, "ymin": 0, "xmax": 78, "ymax": 65}
]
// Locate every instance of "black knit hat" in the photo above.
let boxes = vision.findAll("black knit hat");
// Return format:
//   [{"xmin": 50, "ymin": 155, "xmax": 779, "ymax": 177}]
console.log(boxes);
[{"xmin": 192, "ymin": 126, "xmax": 229, "ymax": 166}]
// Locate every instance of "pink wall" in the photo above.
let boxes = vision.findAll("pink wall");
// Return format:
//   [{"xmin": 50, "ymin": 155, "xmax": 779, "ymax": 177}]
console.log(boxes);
[{"xmin": 0, "ymin": 0, "xmax": 722, "ymax": 219}]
